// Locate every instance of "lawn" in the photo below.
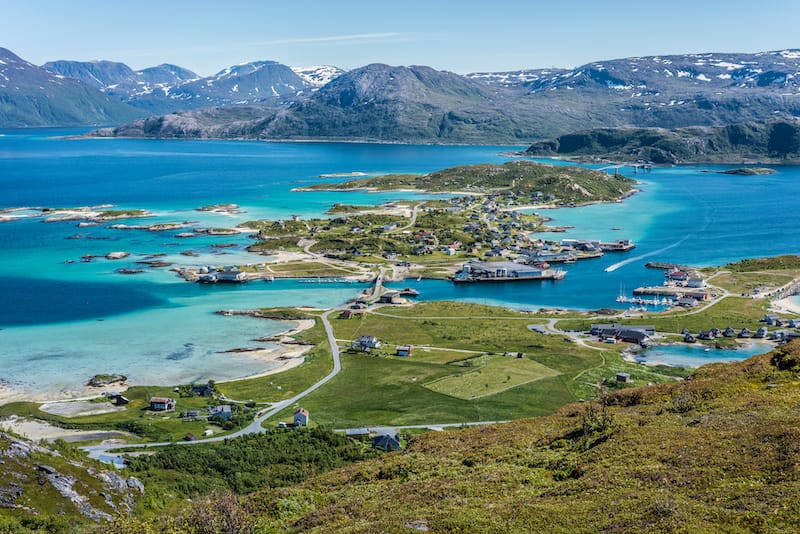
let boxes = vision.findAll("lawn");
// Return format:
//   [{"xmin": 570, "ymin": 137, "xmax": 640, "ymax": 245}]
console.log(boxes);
[
  {"xmin": 423, "ymin": 354, "xmax": 561, "ymax": 400},
  {"xmin": 711, "ymin": 271, "xmax": 796, "ymax": 295}
]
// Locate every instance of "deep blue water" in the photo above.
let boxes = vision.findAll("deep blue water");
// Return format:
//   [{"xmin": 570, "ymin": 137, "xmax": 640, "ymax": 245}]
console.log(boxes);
[{"xmin": 1, "ymin": 129, "xmax": 798, "ymax": 395}]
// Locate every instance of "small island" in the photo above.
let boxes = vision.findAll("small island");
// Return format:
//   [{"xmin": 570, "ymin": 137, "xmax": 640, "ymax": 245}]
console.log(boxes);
[{"xmin": 719, "ymin": 167, "xmax": 777, "ymax": 175}]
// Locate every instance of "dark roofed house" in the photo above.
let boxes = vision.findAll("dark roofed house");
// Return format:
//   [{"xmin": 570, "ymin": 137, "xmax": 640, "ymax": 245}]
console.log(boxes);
[
  {"xmin": 110, "ymin": 394, "xmax": 129, "ymax": 406},
  {"xmin": 618, "ymin": 329, "xmax": 651, "ymax": 346},
  {"xmin": 372, "ymin": 433, "xmax": 403, "ymax": 451},
  {"xmin": 396, "ymin": 345, "xmax": 413, "ymax": 357},
  {"xmin": 616, "ymin": 372, "xmax": 632, "ymax": 384},
  {"xmin": 192, "ymin": 384, "xmax": 214, "ymax": 397},
  {"xmin": 208, "ymin": 405, "xmax": 233, "ymax": 420}
]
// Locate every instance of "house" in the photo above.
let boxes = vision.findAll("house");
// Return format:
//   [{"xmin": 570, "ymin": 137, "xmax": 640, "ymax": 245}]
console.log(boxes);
[
  {"xmin": 110, "ymin": 394, "xmax": 129, "ymax": 406},
  {"xmin": 183, "ymin": 409, "xmax": 202, "ymax": 421},
  {"xmin": 684, "ymin": 333, "xmax": 696, "ymax": 343},
  {"xmin": 184, "ymin": 433, "xmax": 198, "ymax": 441},
  {"xmin": 371, "ymin": 433, "xmax": 402, "ymax": 451},
  {"xmin": 666, "ymin": 269, "xmax": 690, "ymax": 282},
  {"xmin": 378, "ymin": 291, "xmax": 402, "ymax": 304},
  {"xmin": 396, "ymin": 345, "xmax": 413, "ymax": 357},
  {"xmin": 762, "ymin": 314, "xmax": 780, "ymax": 325},
  {"xmin": 618, "ymin": 329, "xmax": 651, "ymax": 346},
  {"xmin": 149, "ymin": 397, "xmax": 175, "ymax": 412},
  {"xmin": 191, "ymin": 384, "xmax": 214, "ymax": 397},
  {"xmin": 339, "ymin": 310, "xmax": 354, "ymax": 319},
  {"xmin": 590, "ymin": 324, "xmax": 655, "ymax": 337},
  {"xmin": 723, "ymin": 327, "xmax": 736, "ymax": 338},
  {"xmin": 616, "ymin": 372, "xmax": 632, "ymax": 384},
  {"xmin": 698, "ymin": 330, "xmax": 715, "ymax": 341},
  {"xmin": 294, "ymin": 408, "xmax": 309, "ymax": 427},
  {"xmin": 686, "ymin": 278, "xmax": 706, "ymax": 288},
  {"xmin": 754, "ymin": 327, "xmax": 768, "ymax": 339},
  {"xmin": 739, "ymin": 327, "xmax": 751, "ymax": 338},
  {"xmin": 208, "ymin": 405, "xmax": 233, "ymax": 420},
  {"xmin": 353, "ymin": 335, "xmax": 382, "ymax": 352},
  {"xmin": 677, "ymin": 297, "xmax": 698, "ymax": 308}
]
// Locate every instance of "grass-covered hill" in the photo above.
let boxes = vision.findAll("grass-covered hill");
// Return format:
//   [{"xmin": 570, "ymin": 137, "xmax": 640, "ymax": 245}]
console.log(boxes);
[
  {"xmin": 112, "ymin": 341, "xmax": 800, "ymax": 532},
  {"xmin": 525, "ymin": 120, "xmax": 800, "ymax": 164},
  {"xmin": 302, "ymin": 160, "xmax": 636, "ymax": 204}
]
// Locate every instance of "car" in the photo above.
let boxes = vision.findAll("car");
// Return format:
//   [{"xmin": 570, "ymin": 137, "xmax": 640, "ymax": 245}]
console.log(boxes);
[{"xmin": 277, "ymin": 422, "xmax": 287, "ymax": 428}]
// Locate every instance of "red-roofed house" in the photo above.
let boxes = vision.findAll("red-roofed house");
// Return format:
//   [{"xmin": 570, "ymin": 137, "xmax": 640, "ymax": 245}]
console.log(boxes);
[{"xmin": 294, "ymin": 408, "xmax": 309, "ymax": 427}]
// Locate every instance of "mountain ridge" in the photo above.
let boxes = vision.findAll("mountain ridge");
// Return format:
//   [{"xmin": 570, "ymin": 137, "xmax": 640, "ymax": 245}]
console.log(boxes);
[{"xmin": 0, "ymin": 48, "xmax": 146, "ymax": 127}]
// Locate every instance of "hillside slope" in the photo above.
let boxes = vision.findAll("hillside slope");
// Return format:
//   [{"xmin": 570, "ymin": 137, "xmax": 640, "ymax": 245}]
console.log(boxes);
[
  {"xmin": 525, "ymin": 120, "xmax": 800, "ymax": 163},
  {"xmin": 0, "ymin": 431, "xmax": 143, "ymax": 532},
  {"xmin": 119, "ymin": 341, "xmax": 800, "ymax": 532},
  {"xmin": 0, "ymin": 48, "xmax": 146, "ymax": 127}
]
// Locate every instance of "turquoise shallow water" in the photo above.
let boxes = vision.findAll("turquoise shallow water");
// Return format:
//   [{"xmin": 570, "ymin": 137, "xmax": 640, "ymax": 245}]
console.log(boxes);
[
  {"xmin": 635, "ymin": 342, "xmax": 775, "ymax": 368},
  {"xmin": 0, "ymin": 130, "xmax": 798, "ymax": 396}
]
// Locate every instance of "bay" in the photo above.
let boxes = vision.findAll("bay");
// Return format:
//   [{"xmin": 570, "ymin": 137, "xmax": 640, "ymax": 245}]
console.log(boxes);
[{"xmin": 0, "ymin": 129, "xmax": 797, "ymax": 398}]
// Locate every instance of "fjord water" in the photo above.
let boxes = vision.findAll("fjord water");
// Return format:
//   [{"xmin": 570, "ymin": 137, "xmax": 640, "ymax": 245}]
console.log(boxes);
[{"xmin": 1, "ymin": 130, "xmax": 798, "ymax": 398}]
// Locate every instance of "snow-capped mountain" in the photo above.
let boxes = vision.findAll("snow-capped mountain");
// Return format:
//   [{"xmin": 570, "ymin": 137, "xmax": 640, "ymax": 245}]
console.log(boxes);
[
  {"xmin": 0, "ymin": 48, "xmax": 144, "ymax": 127},
  {"xmin": 291, "ymin": 65, "xmax": 346, "ymax": 88},
  {"xmin": 469, "ymin": 50, "xmax": 800, "ymax": 94}
]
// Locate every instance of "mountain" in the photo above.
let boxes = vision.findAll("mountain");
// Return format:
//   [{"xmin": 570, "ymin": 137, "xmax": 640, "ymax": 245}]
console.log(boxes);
[
  {"xmin": 291, "ymin": 65, "xmax": 346, "ymax": 88},
  {"xmin": 95, "ymin": 50, "xmax": 800, "ymax": 144},
  {"xmin": 524, "ymin": 119, "xmax": 800, "ymax": 163},
  {"xmin": 43, "ymin": 58, "xmax": 314, "ymax": 115},
  {"xmin": 94, "ymin": 63, "xmax": 573, "ymax": 142},
  {"xmin": 0, "ymin": 48, "xmax": 146, "ymax": 127},
  {"xmin": 114, "ymin": 342, "xmax": 800, "ymax": 532}
]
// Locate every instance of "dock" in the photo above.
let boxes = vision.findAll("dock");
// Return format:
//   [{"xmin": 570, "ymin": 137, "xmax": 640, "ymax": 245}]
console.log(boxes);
[{"xmin": 633, "ymin": 286, "xmax": 709, "ymax": 300}]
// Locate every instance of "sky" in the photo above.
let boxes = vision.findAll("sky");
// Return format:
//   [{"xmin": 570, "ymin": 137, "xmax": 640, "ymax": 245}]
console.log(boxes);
[{"xmin": 3, "ymin": 0, "xmax": 800, "ymax": 76}]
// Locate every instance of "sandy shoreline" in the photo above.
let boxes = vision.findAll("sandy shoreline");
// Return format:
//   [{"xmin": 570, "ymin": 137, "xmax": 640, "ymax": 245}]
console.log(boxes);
[
  {"xmin": 0, "ymin": 319, "xmax": 317, "ymax": 406},
  {"xmin": 772, "ymin": 296, "xmax": 800, "ymax": 315}
]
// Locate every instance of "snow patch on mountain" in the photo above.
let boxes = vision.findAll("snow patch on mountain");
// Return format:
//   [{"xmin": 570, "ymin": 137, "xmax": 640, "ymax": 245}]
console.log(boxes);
[{"xmin": 291, "ymin": 65, "xmax": 345, "ymax": 87}]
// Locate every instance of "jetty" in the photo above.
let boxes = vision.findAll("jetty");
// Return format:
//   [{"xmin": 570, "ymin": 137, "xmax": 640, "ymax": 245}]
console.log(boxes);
[
  {"xmin": 632, "ymin": 286, "xmax": 709, "ymax": 300},
  {"xmin": 453, "ymin": 260, "xmax": 566, "ymax": 283}
]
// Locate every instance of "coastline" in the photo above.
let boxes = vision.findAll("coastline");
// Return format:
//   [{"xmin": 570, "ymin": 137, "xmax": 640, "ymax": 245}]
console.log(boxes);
[{"xmin": 0, "ymin": 318, "xmax": 317, "ymax": 406}]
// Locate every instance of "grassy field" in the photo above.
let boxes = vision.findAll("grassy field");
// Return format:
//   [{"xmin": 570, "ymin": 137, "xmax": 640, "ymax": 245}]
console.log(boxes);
[
  {"xmin": 711, "ymin": 271, "xmax": 796, "ymax": 294},
  {"xmin": 424, "ymin": 354, "xmax": 561, "ymax": 400},
  {"xmin": 258, "ymin": 302, "xmax": 685, "ymax": 428}
]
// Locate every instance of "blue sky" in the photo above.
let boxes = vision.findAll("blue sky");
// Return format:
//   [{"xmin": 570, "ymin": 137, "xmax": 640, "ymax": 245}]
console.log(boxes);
[{"xmin": 3, "ymin": 0, "xmax": 799, "ymax": 76}]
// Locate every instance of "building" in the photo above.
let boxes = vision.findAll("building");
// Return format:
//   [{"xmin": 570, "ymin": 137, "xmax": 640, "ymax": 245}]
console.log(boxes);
[
  {"xmin": 208, "ymin": 405, "xmax": 233, "ymax": 420},
  {"xmin": 149, "ymin": 397, "xmax": 175, "ymax": 412},
  {"xmin": 396, "ymin": 345, "xmax": 413, "ymax": 357},
  {"xmin": 378, "ymin": 291, "xmax": 403, "ymax": 304},
  {"xmin": 372, "ymin": 433, "xmax": 402, "ymax": 451},
  {"xmin": 109, "ymin": 394, "xmax": 129, "ymax": 406},
  {"xmin": 353, "ymin": 335, "xmax": 382, "ymax": 352},
  {"xmin": 590, "ymin": 324, "xmax": 655, "ymax": 337},
  {"xmin": 294, "ymin": 408, "xmax": 309, "ymax": 427},
  {"xmin": 191, "ymin": 384, "xmax": 214, "ymax": 397},
  {"xmin": 616, "ymin": 372, "xmax": 632, "ymax": 384}
]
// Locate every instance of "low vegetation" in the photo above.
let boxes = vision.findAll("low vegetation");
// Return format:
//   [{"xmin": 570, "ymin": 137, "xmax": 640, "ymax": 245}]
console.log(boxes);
[{"xmin": 105, "ymin": 341, "xmax": 800, "ymax": 532}]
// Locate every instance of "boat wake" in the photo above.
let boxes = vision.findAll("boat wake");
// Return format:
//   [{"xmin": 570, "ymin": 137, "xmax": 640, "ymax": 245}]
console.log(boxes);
[{"xmin": 604, "ymin": 235, "xmax": 690, "ymax": 273}]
